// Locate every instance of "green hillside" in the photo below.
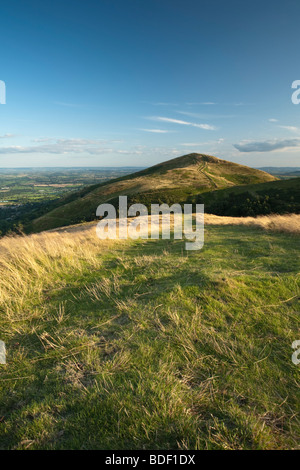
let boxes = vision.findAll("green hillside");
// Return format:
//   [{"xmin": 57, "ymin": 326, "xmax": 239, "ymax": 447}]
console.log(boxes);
[
  {"xmin": 0, "ymin": 222, "xmax": 299, "ymax": 449},
  {"xmin": 27, "ymin": 154, "xmax": 276, "ymax": 232},
  {"xmin": 193, "ymin": 177, "xmax": 300, "ymax": 216}
]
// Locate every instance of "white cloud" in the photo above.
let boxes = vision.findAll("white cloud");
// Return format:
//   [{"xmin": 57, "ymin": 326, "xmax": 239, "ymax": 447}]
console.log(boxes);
[
  {"xmin": 0, "ymin": 134, "xmax": 14, "ymax": 139},
  {"xmin": 139, "ymin": 129, "xmax": 170, "ymax": 133},
  {"xmin": 180, "ymin": 142, "xmax": 210, "ymax": 147},
  {"xmin": 180, "ymin": 138, "xmax": 225, "ymax": 147},
  {"xmin": 0, "ymin": 138, "xmax": 129, "ymax": 156},
  {"xmin": 141, "ymin": 101, "xmax": 178, "ymax": 106},
  {"xmin": 54, "ymin": 101, "xmax": 81, "ymax": 108},
  {"xmin": 149, "ymin": 116, "xmax": 216, "ymax": 130},
  {"xmin": 278, "ymin": 125, "xmax": 299, "ymax": 132},
  {"xmin": 177, "ymin": 110, "xmax": 235, "ymax": 119},
  {"xmin": 268, "ymin": 118, "xmax": 278, "ymax": 122},
  {"xmin": 186, "ymin": 102, "xmax": 217, "ymax": 105},
  {"xmin": 185, "ymin": 101, "xmax": 251, "ymax": 107},
  {"xmin": 152, "ymin": 102, "xmax": 178, "ymax": 106}
]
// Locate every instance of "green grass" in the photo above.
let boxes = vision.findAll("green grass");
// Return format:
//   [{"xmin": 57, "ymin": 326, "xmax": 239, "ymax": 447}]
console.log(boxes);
[{"xmin": 0, "ymin": 224, "xmax": 299, "ymax": 449}]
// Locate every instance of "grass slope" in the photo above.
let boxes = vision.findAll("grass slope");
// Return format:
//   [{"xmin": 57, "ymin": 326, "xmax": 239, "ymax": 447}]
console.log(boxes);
[
  {"xmin": 28, "ymin": 154, "xmax": 276, "ymax": 233},
  {"xmin": 0, "ymin": 222, "xmax": 299, "ymax": 450}
]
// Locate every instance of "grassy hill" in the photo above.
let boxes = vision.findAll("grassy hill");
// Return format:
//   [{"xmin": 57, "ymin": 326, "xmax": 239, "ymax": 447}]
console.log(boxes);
[
  {"xmin": 0, "ymin": 218, "xmax": 299, "ymax": 449},
  {"xmin": 193, "ymin": 177, "xmax": 300, "ymax": 216},
  {"xmin": 27, "ymin": 154, "xmax": 276, "ymax": 233}
]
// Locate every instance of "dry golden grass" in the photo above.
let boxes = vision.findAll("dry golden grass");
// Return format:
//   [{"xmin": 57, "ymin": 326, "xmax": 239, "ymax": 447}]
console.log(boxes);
[
  {"xmin": 0, "ymin": 228, "xmax": 121, "ymax": 324},
  {"xmin": 44, "ymin": 212, "xmax": 300, "ymax": 240},
  {"xmin": 0, "ymin": 211, "xmax": 297, "ymax": 327},
  {"xmin": 49, "ymin": 212, "xmax": 300, "ymax": 237},
  {"xmin": 204, "ymin": 213, "xmax": 300, "ymax": 234},
  {"xmin": 0, "ymin": 212, "xmax": 297, "ymax": 320}
]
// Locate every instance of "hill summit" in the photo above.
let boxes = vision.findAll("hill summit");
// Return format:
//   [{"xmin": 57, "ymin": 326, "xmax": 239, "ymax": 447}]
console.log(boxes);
[{"xmin": 28, "ymin": 153, "xmax": 277, "ymax": 232}]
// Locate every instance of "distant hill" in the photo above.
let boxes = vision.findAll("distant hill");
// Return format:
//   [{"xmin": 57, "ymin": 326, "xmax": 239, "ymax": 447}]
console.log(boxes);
[
  {"xmin": 27, "ymin": 153, "xmax": 277, "ymax": 232},
  {"xmin": 257, "ymin": 167, "xmax": 300, "ymax": 174},
  {"xmin": 257, "ymin": 167, "xmax": 300, "ymax": 179},
  {"xmin": 194, "ymin": 177, "xmax": 300, "ymax": 216}
]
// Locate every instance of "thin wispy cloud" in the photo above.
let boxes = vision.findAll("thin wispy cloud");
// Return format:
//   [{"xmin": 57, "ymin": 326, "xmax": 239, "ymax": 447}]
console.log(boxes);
[
  {"xmin": 180, "ymin": 142, "xmax": 210, "ymax": 147},
  {"xmin": 177, "ymin": 110, "xmax": 236, "ymax": 119},
  {"xmin": 234, "ymin": 139, "xmax": 300, "ymax": 153},
  {"xmin": 0, "ymin": 134, "xmax": 15, "ymax": 138},
  {"xmin": 268, "ymin": 118, "xmax": 278, "ymax": 122},
  {"xmin": 0, "ymin": 138, "xmax": 130, "ymax": 155},
  {"xmin": 152, "ymin": 102, "xmax": 178, "ymax": 106},
  {"xmin": 278, "ymin": 125, "xmax": 299, "ymax": 132},
  {"xmin": 139, "ymin": 129, "xmax": 171, "ymax": 134},
  {"xmin": 149, "ymin": 116, "xmax": 216, "ymax": 130},
  {"xmin": 180, "ymin": 138, "xmax": 225, "ymax": 147},
  {"xmin": 141, "ymin": 101, "xmax": 178, "ymax": 106},
  {"xmin": 186, "ymin": 102, "xmax": 217, "ymax": 106},
  {"xmin": 185, "ymin": 101, "xmax": 250, "ymax": 107},
  {"xmin": 54, "ymin": 101, "xmax": 82, "ymax": 108}
]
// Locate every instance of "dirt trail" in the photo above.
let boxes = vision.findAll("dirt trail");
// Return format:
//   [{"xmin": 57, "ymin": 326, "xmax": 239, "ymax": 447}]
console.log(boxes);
[{"xmin": 197, "ymin": 162, "xmax": 218, "ymax": 188}]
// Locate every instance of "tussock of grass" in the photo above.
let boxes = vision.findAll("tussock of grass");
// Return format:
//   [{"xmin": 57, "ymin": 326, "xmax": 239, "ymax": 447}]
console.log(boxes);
[{"xmin": 0, "ymin": 222, "xmax": 299, "ymax": 450}]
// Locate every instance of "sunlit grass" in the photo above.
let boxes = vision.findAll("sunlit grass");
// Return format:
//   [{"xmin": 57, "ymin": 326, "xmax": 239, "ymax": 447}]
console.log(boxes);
[{"xmin": 0, "ymin": 220, "xmax": 299, "ymax": 449}]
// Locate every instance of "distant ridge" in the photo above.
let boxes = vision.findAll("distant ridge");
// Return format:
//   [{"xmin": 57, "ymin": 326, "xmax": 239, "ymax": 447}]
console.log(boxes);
[
  {"xmin": 257, "ymin": 167, "xmax": 300, "ymax": 177},
  {"xmin": 257, "ymin": 167, "xmax": 300, "ymax": 174},
  {"xmin": 27, "ymin": 153, "xmax": 277, "ymax": 233}
]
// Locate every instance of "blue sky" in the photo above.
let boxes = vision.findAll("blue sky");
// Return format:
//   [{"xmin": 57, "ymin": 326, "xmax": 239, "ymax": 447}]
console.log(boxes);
[{"xmin": 0, "ymin": 0, "xmax": 300, "ymax": 167}]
